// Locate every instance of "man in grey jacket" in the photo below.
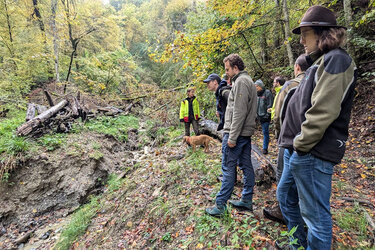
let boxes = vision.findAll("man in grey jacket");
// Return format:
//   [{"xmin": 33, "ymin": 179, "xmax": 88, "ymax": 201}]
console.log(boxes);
[{"xmin": 206, "ymin": 54, "xmax": 257, "ymax": 216}]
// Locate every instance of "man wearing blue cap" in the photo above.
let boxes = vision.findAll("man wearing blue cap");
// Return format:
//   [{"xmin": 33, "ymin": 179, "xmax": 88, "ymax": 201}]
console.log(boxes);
[{"xmin": 203, "ymin": 73, "xmax": 231, "ymax": 131}]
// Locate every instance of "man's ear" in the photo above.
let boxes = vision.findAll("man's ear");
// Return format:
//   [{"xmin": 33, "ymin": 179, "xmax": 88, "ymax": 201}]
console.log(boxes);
[{"xmin": 295, "ymin": 64, "xmax": 301, "ymax": 73}]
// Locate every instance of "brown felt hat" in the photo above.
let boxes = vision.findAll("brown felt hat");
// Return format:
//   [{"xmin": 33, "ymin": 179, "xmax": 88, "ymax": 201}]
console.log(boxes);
[{"xmin": 292, "ymin": 5, "xmax": 346, "ymax": 34}]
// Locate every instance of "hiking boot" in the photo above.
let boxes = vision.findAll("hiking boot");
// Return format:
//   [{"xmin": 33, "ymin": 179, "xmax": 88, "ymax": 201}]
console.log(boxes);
[
  {"xmin": 229, "ymin": 199, "xmax": 253, "ymax": 211},
  {"xmin": 205, "ymin": 204, "xmax": 227, "ymax": 217},
  {"xmin": 262, "ymin": 149, "xmax": 268, "ymax": 154},
  {"xmin": 263, "ymin": 205, "xmax": 286, "ymax": 225}
]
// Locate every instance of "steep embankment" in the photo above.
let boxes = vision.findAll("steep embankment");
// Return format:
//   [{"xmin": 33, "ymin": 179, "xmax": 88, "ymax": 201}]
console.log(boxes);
[{"xmin": 0, "ymin": 116, "xmax": 140, "ymax": 249}]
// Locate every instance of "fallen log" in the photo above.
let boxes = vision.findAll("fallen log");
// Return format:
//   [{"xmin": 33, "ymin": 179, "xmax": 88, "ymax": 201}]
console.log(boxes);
[
  {"xmin": 97, "ymin": 106, "xmax": 124, "ymax": 116},
  {"xmin": 199, "ymin": 118, "xmax": 224, "ymax": 140},
  {"xmin": 338, "ymin": 197, "xmax": 374, "ymax": 207},
  {"xmin": 17, "ymin": 100, "xmax": 68, "ymax": 136},
  {"xmin": 35, "ymin": 104, "xmax": 47, "ymax": 115},
  {"xmin": 26, "ymin": 103, "xmax": 36, "ymax": 121},
  {"xmin": 67, "ymin": 96, "xmax": 81, "ymax": 118}
]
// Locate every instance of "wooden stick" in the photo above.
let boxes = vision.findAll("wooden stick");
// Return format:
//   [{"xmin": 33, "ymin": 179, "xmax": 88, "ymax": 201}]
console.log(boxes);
[
  {"xmin": 338, "ymin": 197, "xmax": 374, "ymax": 207},
  {"xmin": 43, "ymin": 89, "xmax": 54, "ymax": 107},
  {"xmin": 362, "ymin": 208, "xmax": 375, "ymax": 232}
]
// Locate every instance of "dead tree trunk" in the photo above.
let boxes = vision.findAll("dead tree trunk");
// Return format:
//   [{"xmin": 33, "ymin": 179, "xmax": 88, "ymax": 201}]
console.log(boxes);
[
  {"xmin": 51, "ymin": 0, "xmax": 60, "ymax": 82},
  {"xmin": 17, "ymin": 100, "xmax": 68, "ymax": 136},
  {"xmin": 35, "ymin": 104, "xmax": 47, "ymax": 114},
  {"xmin": 282, "ymin": 0, "xmax": 294, "ymax": 68},
  {"xmin": 343, "ymin": 0, "xmax": 355, "ymax": 57},
  {"xmin": 44, "ymin": 90, "xmax": 54, "ymax": 107},
  {"xmin": 26, "ymin": 104, "xmax": 36, "ymax": 121}
]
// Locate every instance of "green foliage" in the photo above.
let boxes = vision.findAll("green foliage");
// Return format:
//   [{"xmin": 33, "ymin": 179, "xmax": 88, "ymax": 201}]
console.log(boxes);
[
  {"xmin": 193, "ymin": 211, "xmax": 258, "ymax": 249},
  {"xmin": 1, "ymin": 172, "xmax": 10, "ymax": 183},
  {"xmin": 0, "ymin": 110, "xmax": 29, "ymax": 155},
  {"xmin": 83, "ymin": 115, "xmax": 139, "ymax": 141},
  {"xmin": 74, "ymin": 49, "xmax": 137, "ymax": 95},
  {"xmin": 106, "ymin": 173, "xmax": 123, "ymax": 192},
  {"xmin": 279, "ymin": 226, "xmax": 302, "ymax": 249},
  {"xmin": 55, "ymin": 196, "xmax": 101, "ymax": 250},
  {"xmin": 162, "ymin": 232, "xmax": 172, "ymax": 242},
  {"xmin": 186, "ymin": 150, "xmax": 208, "ymax": 174},
  {"xmin": 38, "ymin": 133, "xmax": 67, "ymax": 151},
  {"xmin": 335, "ymin": 204, "xmax": 368, "ymax": 241}
]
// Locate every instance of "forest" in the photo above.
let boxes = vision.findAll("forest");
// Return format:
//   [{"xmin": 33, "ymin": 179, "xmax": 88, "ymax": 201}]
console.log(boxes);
[{"xmin": 0, "ymin": 0, "xmax": 374, "ymax": 249}]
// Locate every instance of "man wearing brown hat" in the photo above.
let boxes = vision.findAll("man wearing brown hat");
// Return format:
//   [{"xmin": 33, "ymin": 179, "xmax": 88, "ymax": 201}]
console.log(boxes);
[{"xmin": 276, "ymin": 5, "xmax": 357, "ymax": 249}]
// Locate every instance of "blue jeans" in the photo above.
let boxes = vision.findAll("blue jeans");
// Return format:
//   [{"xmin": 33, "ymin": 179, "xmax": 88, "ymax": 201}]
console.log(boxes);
[
  {"xmin": 277, "ymin": 149, "xmax": 334, "ymax": 250},
  {"xmin": 216, "ymin": 133, "xmax": 255, "ymax": 205},
  {"xmin": 276, "ymin": 147, "xmax": 285, "ymax": 183},
  {"xmin": 261, "ymin": 122, "xmax": 270, "ymax": 150}
]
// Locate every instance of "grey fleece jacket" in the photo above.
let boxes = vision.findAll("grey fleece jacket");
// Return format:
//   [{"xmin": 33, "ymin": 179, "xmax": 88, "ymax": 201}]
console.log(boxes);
[{"xmin": 223, "ymin": 71, "xmax": 257, "ymax": 145}]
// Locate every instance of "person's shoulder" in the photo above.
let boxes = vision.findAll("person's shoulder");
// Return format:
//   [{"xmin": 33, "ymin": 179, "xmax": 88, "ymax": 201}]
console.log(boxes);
[
  {"xmin": 281, "ymin": 79, "xmax": 298, "ymax": 92},
  {"xmin": 324, "ymin": 48, "xmax": 353, "ymax": 74}
]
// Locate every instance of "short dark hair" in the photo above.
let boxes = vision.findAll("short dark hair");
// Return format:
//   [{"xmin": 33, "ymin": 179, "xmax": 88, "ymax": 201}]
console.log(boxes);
[
  {"xmin": 295, "ymin": 54, "xmax": 310, "ymax": 71},
  {"xmin": 274, "ymin": 77, "xmax": 286, "ymax": 86},
  {"xmin": 223, "ymin": 54, "xmax": 245, "ymax": 71},
  {"xmin": 312, "ymin": 27, "xmax": 347, "ymax": 53}
]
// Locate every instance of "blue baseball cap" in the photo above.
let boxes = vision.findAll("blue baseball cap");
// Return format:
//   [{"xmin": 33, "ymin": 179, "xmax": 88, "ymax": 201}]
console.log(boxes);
[{"xmin": 203, "ymin": 73, "xmax": 221, "ymax": 83}]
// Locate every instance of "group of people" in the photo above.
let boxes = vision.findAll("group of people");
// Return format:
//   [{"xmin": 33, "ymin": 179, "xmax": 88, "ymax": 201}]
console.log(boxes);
[{"xmin": 180, "ymin": 6, "xmax": 357, "ymax": 250}]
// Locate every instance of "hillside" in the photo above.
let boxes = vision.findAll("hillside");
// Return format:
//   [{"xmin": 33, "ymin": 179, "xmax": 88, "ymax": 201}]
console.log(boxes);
[
  {"xmin": 0, "ymin": 0, "xmax": 375, "ymax": 249},
  {"xmin": 0, "ymin": 72, "xmax": 373, "ymax": 249}
]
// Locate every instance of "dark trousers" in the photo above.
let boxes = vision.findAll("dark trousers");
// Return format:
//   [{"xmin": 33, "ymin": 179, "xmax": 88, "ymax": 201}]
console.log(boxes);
[{"xmin": 184, "ymin": 119, "xmax": 199, "ymax": 136}]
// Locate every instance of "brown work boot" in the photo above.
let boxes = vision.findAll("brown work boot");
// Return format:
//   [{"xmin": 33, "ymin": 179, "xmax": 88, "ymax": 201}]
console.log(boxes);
[{"xmin": 263, "ymin": 205, "xmax": 286, "ymax": 225}]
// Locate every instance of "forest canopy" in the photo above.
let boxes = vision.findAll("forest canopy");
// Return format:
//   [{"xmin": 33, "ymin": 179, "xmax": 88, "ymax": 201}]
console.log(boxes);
[{"xmin": 0, "ymin": 0, "xmax": 374, "ymax": 118}]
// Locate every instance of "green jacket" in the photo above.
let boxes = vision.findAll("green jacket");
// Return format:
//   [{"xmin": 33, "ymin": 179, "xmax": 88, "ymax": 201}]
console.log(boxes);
[
  {"xmin": 270, "ymin": 85, "xmax": 282, "ymax": 120},
  {"xmin": 223, "ymin": 71, "xmax": 257, "ymax": 145},
  {"xmin": 179, "ymin": 97, "xmax": 200, "ymax": 122}
]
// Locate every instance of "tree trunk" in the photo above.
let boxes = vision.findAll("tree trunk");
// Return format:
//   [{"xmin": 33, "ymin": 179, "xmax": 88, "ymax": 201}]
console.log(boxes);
[
  {"xmin": 260, "ymin": 27, "xmax": 268, "ymax": 64},
  {"xmin": 282, "ymin": 0, "xmax": 294, "ymax": 68},
  {"xmin": 3, "ymin": 0, "xmax": 14, "ymax": 56},
  {"xmin": 65, "ymin": 44, "xmax": 77, "ymax": 92},
  {"xmin": 343, "ymin": 0, "xmax": 355, "ymax": 57},
  {"xmin": 51, "ymin": 0, "xmax": 60, "ymax": 82},
  {"xmin": 26, "ymin": 104, "xmax": 36, "ymax": 121},
  {"xmin": 44, "ymin": 90, "xmax": 54, "ymax": 107},
  {"xmin": 17, "ymin": 100, "xmax": 68, "ymax": 136},
  {"xmin": 32, "ymin": 0, "xmax": 54, "ymax": 80},
  {"xmin": 35, "ymin": 104, "xmax": 47, "ymax": 114},
  {"xmin": 4, "ymin": 0, "xmax": 13, "ymax": 44},
  {"xmin": 32, "ymin": 0, "xmax": 45, "ymax": 32},
  {"xmin": 273, "ymin": 0, "xmax": 282, "ymax": 48}
]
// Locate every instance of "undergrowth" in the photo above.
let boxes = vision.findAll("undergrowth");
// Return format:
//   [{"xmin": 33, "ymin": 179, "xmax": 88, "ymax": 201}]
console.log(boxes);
[
  {"xmin": 0, "ymin": 110, "xmax": 29, "ymax": 155},
  {"xmin": 55, "ymin": 196, "xmax": 101, "ymax": 250},
  {"xmin": 74, "ymin": 115, "xmax": 139, "ymax": 142}
]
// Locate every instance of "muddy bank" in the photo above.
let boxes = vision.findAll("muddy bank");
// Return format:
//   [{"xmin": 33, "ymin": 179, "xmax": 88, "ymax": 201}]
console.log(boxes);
[{"xmin": 0, "ymin": 130, "xmax": 139, "ymax": 248}]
